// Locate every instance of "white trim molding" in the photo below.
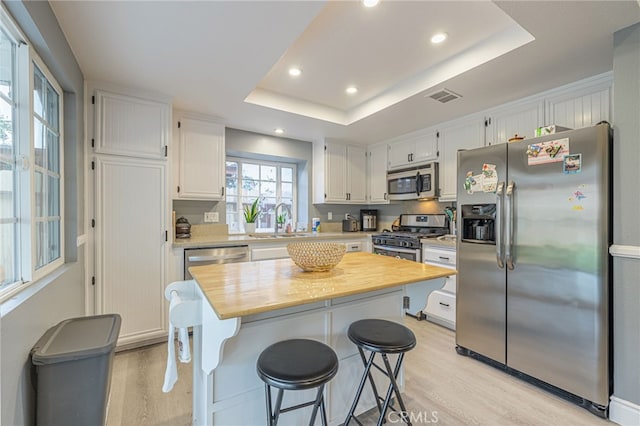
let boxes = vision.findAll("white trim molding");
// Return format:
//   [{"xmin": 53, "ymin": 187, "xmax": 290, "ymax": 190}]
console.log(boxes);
[
  {"xmin": 610, "ymin": 245, "xmax": 640, "ymax": 259},
  {"xmin": 610, "ymin": 396, "xmax": 640, "ymax": 426}
]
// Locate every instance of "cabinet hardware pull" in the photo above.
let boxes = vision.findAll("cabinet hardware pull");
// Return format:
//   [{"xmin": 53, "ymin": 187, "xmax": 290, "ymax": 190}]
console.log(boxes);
[{"xmin": 439, "ymin": 302, "xmax": 450, "ymax": 307}]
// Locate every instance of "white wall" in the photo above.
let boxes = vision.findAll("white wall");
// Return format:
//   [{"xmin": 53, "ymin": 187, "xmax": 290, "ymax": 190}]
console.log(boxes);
[{"xmin": 612, "ymin": 21, "xmax": 640, "ymax": 413}]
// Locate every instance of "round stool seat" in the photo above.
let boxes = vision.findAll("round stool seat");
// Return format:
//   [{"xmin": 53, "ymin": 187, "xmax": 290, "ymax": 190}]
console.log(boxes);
[
  {"xmin": 257, "ymin": 339, "xmax": 339, "ymax": 391},
  {"xmin": 348, "ymin": 319, "xmax": 416, "ymax": 354}
]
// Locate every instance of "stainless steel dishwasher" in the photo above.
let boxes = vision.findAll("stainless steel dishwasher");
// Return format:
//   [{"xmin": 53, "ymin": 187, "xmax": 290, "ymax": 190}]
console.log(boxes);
[{"xmin": 184, "ymin": 245, "xmax": 250, "ymax": 279}]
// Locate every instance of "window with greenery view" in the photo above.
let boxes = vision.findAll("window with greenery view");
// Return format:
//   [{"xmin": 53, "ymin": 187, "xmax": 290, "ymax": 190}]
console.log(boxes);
[
  {"xmin": 0, "ymin": 13, "xmax": 64, "ymax": 295},
  {"xmin": 226, "ymin": 158, "xmax": 296, "ymax": 233}
]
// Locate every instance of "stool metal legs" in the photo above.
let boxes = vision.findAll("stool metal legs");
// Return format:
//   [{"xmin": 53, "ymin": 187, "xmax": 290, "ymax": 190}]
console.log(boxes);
[
  {"xmin": 264, "ymin": 383, "xmax": 328, "ymax": 426},
  {"xmin": 343, "ymin": 347, "xmax": 412, "ymax": 426}
]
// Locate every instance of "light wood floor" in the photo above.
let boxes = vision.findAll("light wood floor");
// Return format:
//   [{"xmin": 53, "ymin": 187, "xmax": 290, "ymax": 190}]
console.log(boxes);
[{"xmin": 107, "ymin": 320, "xmax": 612, "ymax": 425}]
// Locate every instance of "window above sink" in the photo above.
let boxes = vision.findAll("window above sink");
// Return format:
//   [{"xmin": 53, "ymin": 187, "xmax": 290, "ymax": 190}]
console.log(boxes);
[{"xmin": 226, "ymin": 157, "xmax": 297, "ymax": 234}]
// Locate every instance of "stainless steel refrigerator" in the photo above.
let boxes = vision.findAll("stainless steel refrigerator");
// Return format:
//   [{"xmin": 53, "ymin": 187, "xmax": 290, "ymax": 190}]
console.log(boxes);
[{"xmin": 455, "ymin": 123, "xmax": 612, "ymax": 416}]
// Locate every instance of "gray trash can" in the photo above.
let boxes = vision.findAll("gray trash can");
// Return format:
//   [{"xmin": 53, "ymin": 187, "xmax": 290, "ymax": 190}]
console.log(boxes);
[{"xmin": 31, "ymin": 314, "xmax": 121, "ymax": 426}]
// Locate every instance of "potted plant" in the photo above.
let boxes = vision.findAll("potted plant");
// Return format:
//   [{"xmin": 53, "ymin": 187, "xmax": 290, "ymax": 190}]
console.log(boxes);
[
  {"xmin": 276, "ymin": 212, "xmax": 287, "ymax": 230},
  {"xmin": 243, "ymin": 198, "xmax": 260, "ymax": 234}
]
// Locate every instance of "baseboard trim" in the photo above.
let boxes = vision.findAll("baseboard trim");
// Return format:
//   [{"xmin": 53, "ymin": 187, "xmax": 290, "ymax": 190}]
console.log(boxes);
[
  {"xmin": 610, "ymin": 396, "xmax": 640, "ymax": 425},
  {"xmin": 609, "ymin": 244, "xmax": 640, "ymax": 259}
]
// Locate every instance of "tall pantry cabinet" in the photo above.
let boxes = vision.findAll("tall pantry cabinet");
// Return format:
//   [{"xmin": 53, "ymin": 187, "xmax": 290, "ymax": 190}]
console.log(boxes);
[{"xmin": 89, "ymin": 84, "xmax": 171, "ymax": 346}]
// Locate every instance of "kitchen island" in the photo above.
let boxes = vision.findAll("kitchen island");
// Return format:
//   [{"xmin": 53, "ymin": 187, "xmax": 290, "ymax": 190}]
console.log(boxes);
[{"xmin": 176, "ymin": 252, "xmax": 455, "ymax": 425}]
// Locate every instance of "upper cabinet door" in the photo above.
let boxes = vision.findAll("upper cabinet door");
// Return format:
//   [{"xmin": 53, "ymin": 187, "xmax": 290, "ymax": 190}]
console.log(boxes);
[
  {"xmin": 412, "ymin": 129, "xmax": 438, "ymax": 163},
  {"xmin": 94, "ymin": 89, "xmax": 170, "ymax": 159},
  {"xmin": 347, "ymin": 145, "xmax": 367, "ymax": 203},
  {"xmin": 368, "ymin": 144, "xmax": 389, "ymax": 204},
  {"xmin": 486, "ymin": 100, "xmax": 545, "ymax": 145},
  {"xmin": 324, "ymin": 142, "xmax": 348, "ymax": 202},
  {"xmin": 387, "ymin": 128, "xmax": 438, "ymax": 170},
  {"xmin": 387, "ymin": 138, "xmax": 415, "ymax": 170},
  {"xmin": 177, "ymin": 117, "xmax": 225, "ymax": 200},
  {"xmin": 438, "ymin": 118, "xmax": 485, "ymax": 202},
  {"xmin": 314, "ymin": 141, "xmax": 368, "ymax": 204},
  {"xmin": 545, "ymin": 85, "xmax": 611, "ymax": 130}
]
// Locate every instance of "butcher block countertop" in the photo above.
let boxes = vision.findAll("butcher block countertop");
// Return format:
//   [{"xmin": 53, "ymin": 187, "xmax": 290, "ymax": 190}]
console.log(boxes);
[{"xmin": 190, "ymin": 252, "xmax": 456, "ymax": 320}]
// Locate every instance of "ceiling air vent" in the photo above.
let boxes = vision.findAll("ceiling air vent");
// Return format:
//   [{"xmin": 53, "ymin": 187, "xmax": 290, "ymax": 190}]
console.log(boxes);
[{"xmin": 426, "ymin": 88, "xmax": 462, "ymax": 104}]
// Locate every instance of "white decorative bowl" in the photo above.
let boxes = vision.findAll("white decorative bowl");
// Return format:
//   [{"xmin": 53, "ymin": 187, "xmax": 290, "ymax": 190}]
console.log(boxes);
[{"xmin": 287, "ymin": 242, "xmax": 346, "ymax": 272}]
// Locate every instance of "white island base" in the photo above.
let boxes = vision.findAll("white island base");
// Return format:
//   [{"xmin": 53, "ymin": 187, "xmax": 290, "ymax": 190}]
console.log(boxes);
[{"xmin": 185, "ymin": 281, "xmax": 436, "ymax": 425}]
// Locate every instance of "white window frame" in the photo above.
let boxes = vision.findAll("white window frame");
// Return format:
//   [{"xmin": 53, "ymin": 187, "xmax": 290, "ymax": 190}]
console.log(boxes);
[
  {"xmin": 29, "ymin": 54, "xmax": 64, "ymax": 280},
  {"xmin": 0, "ymin": 16, "xmax": 22, "ymax": 290},
  {"xmin": 226, "ymin": 157, "xmax": 297, "ymax": 234},
  {"xmin": 0, "ymin": 6, "xmax": 65, "ymax": 298}
]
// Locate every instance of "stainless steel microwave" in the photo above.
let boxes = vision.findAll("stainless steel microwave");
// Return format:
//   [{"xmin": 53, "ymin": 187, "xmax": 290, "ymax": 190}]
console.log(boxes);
[{"xmin": 387, "ymin": 163, "xmax": 439, "ymax": 200}]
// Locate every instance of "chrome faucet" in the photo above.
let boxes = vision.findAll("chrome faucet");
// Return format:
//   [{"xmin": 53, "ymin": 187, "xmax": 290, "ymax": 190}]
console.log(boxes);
[{"xmin": 274, "ymin": 203, "xmax": 292, "ymax": 234}]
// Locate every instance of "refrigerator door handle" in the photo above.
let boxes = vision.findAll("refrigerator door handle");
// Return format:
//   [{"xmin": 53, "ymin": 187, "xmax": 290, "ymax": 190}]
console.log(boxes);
[
  {"xmin": 495, "ymin": 181, "xmax": 505, "ymax": 268},
  {"xmin": 505, "ymin": 180, "xmax": 515, "ymax": 270}
]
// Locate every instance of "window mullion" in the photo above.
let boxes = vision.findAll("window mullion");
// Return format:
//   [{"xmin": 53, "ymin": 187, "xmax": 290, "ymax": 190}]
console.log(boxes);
[{"xmin": 237, "ymin": 160, "xmax": 244, "ymax": 232}]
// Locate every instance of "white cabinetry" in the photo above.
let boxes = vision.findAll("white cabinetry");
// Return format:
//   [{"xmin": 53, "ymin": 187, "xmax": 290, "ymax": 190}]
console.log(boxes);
[
  {"xmin": 347, "ymin": 145, "xmax": 367, "ymax": 203},
  {"xmin": 387, "ymin": 128, "xmax": 438, "ymax": 170},
  {"xmin": 95, "ymin": 156, "xmax": 167, "ymax": 346},
  {"xmin": 175, "ymin": 113, "xmax": 226, "ymax": 200},
  {"xmin": 90, "ymin": 84, "xmax": 171, "ymax": 346},
  {"xmin": 94, "ymin": 89, "xmax": 170, "ymax": 159},
  {"xmin": 485, "ymin": 100, "xmax": 545, "ymax": 145},
  {"xmin": 438, "ymin": 117, "xmax": 485, "ymax": 202},
  {"xmin": 545, "ymin": 79, "xmax": 611, "ymax": 130},
  {"xmin": 367, "ymin": 144, "xmax": 389, "ymax": 204},
  {"xmin": 314, "ymin": 141, "xmax": 366, "ymax": 204}
]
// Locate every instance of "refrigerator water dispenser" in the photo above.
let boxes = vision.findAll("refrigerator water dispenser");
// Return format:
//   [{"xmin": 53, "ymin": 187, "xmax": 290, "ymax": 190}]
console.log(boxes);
[{"xmin": 461, "ymin": 204, "xmax": 496, "ymax": 244}]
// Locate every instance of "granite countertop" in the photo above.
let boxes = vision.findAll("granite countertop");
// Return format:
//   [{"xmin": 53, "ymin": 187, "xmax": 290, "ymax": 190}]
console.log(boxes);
[
  {"xmin": 173, "ymin": 231, "xmax": 373, "ymax": 248},
  {"xmin": 172, "ymin": 222, "xmax": 373, "ymax": 248},
  {"xmin": 190, "ymin": 252, "xmax": 456, "ymax": 320},
  {"xmin": 421, "ymin": 235, "xmax": 457, "ymax": 248}
]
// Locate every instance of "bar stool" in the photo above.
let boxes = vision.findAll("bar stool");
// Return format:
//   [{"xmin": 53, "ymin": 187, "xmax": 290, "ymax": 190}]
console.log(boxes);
[
  {"xmin": 257, "ymin": 339, "xmax": 339, "ymax": 425},
  {"xmin": 343, "ymin": 319, "xmax": 416, "ymax": 426}
]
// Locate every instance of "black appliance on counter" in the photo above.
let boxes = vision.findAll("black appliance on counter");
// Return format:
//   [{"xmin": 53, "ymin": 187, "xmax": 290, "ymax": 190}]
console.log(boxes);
[
  {"xmin": 360, "ymin": 209, "xmax": 378, "ymax": 232},
  {"xmin": 372, "ymin": 214, "xmax": 448, "ymax": 262}
]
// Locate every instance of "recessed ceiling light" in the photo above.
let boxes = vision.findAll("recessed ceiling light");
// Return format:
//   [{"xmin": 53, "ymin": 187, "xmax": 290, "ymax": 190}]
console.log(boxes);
[
  {"xmin": 346, "ymin": 86, "xmax": 358, "ymax": 95},
  {"xmin": 431, "ymin": 33, "xmax": 447, "ymax": 44},
  {"xmin": 362, "ymin": 0, "xmax": 380, "ymax": 7},
  {"xmin": 288, "ymin": 67, "xmax": 302, "ymax": 77},
  {"xmin": 274, "ymin": 128, "xmax": 284, "ymax": 134}
]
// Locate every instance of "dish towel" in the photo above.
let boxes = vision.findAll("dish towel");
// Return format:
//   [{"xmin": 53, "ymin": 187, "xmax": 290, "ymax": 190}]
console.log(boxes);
[
  {"xmin": 163, "ymin": 291, "xmax": 192, "ymax": 392},
  {"xmin": 162, "ymin": 320, "xmax": 178, "ymax": 393}
]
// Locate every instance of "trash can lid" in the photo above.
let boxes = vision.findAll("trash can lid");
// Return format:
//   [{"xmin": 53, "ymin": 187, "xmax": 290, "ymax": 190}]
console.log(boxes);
[{"xmin": 31, "ymin": 314, "xmax": 122, "ymax": 365}]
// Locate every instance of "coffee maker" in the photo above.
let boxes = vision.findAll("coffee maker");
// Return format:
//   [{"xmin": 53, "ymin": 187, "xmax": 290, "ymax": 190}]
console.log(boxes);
[{"xmin": 360, "ymin": 209, "xmax": 378, "ymax": 232}]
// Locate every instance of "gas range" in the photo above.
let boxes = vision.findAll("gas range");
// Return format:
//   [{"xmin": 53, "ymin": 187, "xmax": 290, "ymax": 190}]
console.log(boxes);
[
  {"xmin": 372, "ymin": 214, "xmax": 448, "ymax": 262},
  {"xmin": 372, "ymin": 231, "xmax": 445, "ymax": 249}
]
